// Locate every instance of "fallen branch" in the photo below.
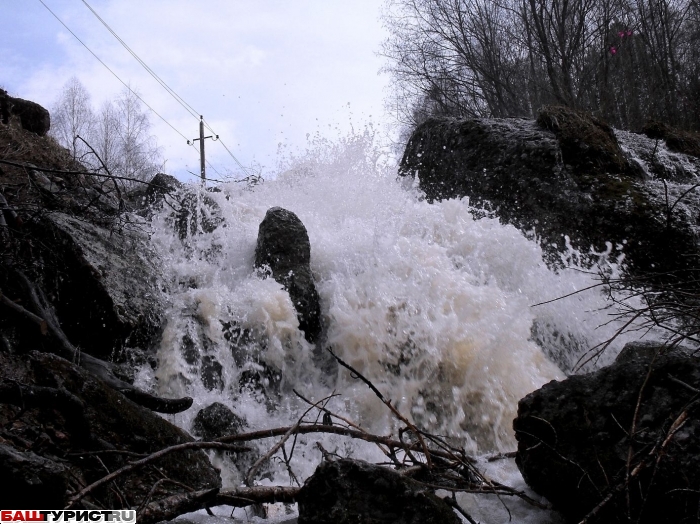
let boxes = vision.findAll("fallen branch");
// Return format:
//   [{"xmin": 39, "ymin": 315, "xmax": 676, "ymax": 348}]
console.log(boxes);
[
  {"xmin": 2, "ymin": 271, "xmax": 194, "ymax": 414},
  {"xmin": 135, "ymin": 488, "xmax": 219, "ymax": 524},
  {"xmin": 0, "ymin": 289, "xmax": 47, "ymax": 334},
  {"xmin": 136, "ymin": 486, "xmax": 300, "ymax": 524},
  {"xmin": 0, "ymin": 158, "xmax": 233, "ymax": 185},
  {"xmin": 245, "ymin": 393, "xmax": 339, "ymax": 487},
  {"xmin": 327, "ymin": 347, "xmax": 433, "ymax": 467},
  {"xmin": 217, "ymin": 423, "xmax": 473, "ymax": 465},
  {"xmin": 443, "ymin": 495, "xmax": 478, "ymax": 524},
  {"xmin": 66, "ymin": 441, "xmax": 250, "ymax": 509},
  {"xmin": 75, "ymin": 136, "xmax": 123, "ymax": 208}
]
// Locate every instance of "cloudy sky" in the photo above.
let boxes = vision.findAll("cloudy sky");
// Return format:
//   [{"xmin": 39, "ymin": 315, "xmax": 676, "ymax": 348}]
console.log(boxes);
[{"xmin": 1, "ymin": 1, "xmax": 392, "ymax": 181}]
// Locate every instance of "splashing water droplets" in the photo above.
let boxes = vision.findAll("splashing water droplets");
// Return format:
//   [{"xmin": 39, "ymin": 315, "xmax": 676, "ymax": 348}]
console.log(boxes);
[{"xmin": 145, "ymin": 128, "xmax": 643, "ymax": 521}]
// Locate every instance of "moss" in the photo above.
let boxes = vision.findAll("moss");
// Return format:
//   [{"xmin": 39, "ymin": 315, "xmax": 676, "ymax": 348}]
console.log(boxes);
[
  {"xmin": 642, "ymin": 120, "xmax": 700, "ymax": 158},
  {"xmin": 537, "ymin": 105, "xmax": 629, "ymax": 175}
]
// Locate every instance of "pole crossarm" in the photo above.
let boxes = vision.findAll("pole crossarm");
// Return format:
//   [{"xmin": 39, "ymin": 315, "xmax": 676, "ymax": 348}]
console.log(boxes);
[{"xmin": 186, "ymin": 115, "xmax": 218, "ymax": 183}]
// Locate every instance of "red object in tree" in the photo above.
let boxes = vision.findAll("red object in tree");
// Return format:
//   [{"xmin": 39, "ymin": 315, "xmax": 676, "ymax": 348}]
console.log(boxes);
[
  {"xmin": 618, "ymin": 31, "xmax": 626, "ymax": 38},
  {"xmin": 609, "ymin": 46, "xmax": 617, "ymax": 55}
]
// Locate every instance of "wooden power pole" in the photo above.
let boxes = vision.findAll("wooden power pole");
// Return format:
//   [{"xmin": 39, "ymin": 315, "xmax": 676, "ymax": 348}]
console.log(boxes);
[{"xmin": 187, "ymin": 116, "xmax": 218, "ymax": 184}]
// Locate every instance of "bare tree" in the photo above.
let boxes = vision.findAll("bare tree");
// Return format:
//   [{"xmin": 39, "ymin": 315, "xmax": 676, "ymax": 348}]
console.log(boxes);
[
  {"xmin": 92, "ymin": 100, "xmax": 121, "ymax": 172},
  {"xmin": 382, "ymin": 0, "xmax": 700, "ymax": 136},
  {"xmin": 50, "ymin": 80, "xmax": 163, "ymax": 188},
  {"xmin": 382, "ymin": 0, "xmax": 533, "ymax": 130},
  {"xmin": 111, "ymin": 86, "xmax": 163, "ymax": 185},
  {"xmin": 50, "ymin": 77, "xmax": 95, "ymax": 161}
]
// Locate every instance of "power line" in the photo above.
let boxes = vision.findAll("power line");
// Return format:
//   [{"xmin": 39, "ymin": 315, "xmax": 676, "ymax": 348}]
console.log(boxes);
[
  {"xmin": 202, "ymin": 118, "xmax": 251, "ymax": 175},
  {"xmin": 37, "ymin": 0, "xmax": 193, "ymax": 148},
  {"xmin": 79, "ymin": 0, "xmax": 200, "ymax": 121},
  {"xmin": 38, "ymin": 0, "xmax": 220, "ymax": 179},
  {"xmin": 79, "ymin": 0, "xmax": 253, "ymax": 177}
]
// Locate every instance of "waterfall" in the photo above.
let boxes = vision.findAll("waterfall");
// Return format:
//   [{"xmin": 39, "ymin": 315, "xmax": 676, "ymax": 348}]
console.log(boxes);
[{"xmin": 138, "ymin": 129, "xmax": 650, "ymax": 523}]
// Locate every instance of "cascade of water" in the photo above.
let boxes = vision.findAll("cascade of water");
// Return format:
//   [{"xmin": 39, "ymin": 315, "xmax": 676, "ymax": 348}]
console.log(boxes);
[{"xmin": 139, "ymin": 129, "xmax": 652, "ymax": 523}]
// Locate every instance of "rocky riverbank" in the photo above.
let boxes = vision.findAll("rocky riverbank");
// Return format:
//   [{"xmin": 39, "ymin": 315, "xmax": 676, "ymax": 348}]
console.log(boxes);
[{"xmin": 4, "ymin": 91, "xmax": 700, "ymax": 524}]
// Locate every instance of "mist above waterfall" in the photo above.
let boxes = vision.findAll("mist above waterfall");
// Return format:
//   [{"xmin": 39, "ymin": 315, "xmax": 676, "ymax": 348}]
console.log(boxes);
[{"xmin": 142, "ymin": 127, "xmax": 650, "ymax": 522}]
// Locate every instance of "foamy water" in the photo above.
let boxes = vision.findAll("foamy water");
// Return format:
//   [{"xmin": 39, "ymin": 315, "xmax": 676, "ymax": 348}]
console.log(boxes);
[{"xmin": 140, "ymin": 129, "xmax": 650, "ymax": 523}]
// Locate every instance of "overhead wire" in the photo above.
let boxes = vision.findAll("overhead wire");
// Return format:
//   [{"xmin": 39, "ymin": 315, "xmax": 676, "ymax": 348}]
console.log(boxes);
[
  {"xmin": 79, "ymin": 0, "xmax": 253, "ymax": 177},
  {"xmin": 39, "ymin": 0, "xmax": 230, "ymax": 180},
  {"xmin": 202, "ymin": 118, "xmax": 251, "ymax": 175},
  {"xmin": 79, "ymin": 0, "xmax": 200, "ymax": 121},
  {"xmin": 37, "ymin": 0, "xmax": 191, "ymax": 146}
]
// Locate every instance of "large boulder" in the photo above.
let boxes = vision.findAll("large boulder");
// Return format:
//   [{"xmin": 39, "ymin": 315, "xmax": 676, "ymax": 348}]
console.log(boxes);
[
  {"xmin": 399, "ymin": 108, "xmax": 700, "ymax": 280},
  {"xmin": 1, "ymin": 116, "xmax": 163, "ymax": 362},
  {"xmin": 297, "ymin": 458, "xmax": 460, "ymax": 524},
  {"xmin": 1, "ymin": 90, "xmax": 50, "ymax": 136},
  {"xmin": 254, "ymin": 207, "xmax": 322, "ymax": 344},
  {"xmin": 514, "ymin": 342, "xmax": 700, "ymax": 523},
  {"xmin": 144, "ymin": 172, "xmax": 182, "ymax": 207},
  {"xmin": 9, "ymin": 211, "xmax": 165, "ymax": 361},
  {"xmin": 0, "ymin": 351, "xmax": 221, "ymax": 509}
]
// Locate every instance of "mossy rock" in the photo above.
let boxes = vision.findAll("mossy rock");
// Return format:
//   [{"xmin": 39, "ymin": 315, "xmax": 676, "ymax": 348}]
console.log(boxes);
[
  {"xmin": 642, "ymin": 121, "xmax": 700, "ymax": 158},
  {"xmin": 399, "ymin": 116, "xmax": 700, "ymax": 283},
  {"xmin": 537, "ymin": 105, "xmax": 630, "ymax": 176}
]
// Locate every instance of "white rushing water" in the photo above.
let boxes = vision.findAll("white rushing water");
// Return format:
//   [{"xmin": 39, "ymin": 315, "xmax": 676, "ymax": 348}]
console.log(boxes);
[{"xmin": 139, "ymin": 128, "xmax": 651, "ymax": 523}]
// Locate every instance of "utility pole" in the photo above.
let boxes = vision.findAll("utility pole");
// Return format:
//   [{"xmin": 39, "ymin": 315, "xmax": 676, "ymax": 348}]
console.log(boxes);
[{"xmin": 187, "ymin": 116, "xmax": 218, "ymax": 184}]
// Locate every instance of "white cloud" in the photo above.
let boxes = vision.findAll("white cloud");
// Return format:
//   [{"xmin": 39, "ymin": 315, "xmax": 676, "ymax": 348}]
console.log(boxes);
[{"xmin": 2, "ymin": 0, "xmax": 392, "ymax": 181}]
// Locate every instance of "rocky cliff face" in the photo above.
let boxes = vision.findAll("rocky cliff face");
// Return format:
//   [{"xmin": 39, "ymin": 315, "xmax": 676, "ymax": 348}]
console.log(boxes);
[
  {"xmin": 399, "ymin": 107, "xmax": 700, "ymax": 281},
  {"xmin": 0, "ymin": 98, "xmax": 164, "ymax": 361},
  {"xmin": 1, "ymin": 94, "xmax": 220, "ymax": 509}
]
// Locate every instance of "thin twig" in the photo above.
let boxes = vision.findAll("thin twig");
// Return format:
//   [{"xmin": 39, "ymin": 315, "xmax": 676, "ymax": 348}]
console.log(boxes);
[
  {"xmin": 327, "ymin": 347, "xmax": 433, "ymax": 467},
  {"xmin": 245, "ymin": 392, "xmax": 338, "ymax": 486},
  {"xmin": 66, "ymin": 441, "xmax": 249, "ymax": 508}
]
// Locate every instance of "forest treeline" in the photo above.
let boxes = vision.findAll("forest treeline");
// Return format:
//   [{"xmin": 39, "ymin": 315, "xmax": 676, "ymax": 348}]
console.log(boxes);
[{"xmin": 381, "ymin": 0, "xmax": 700, "ymax": 137}]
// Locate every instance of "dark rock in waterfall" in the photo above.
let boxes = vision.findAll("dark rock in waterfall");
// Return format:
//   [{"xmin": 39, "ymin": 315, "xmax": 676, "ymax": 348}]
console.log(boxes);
[
  {"xmin": 122, "ymin": 172, "xmax": 180, "ymax": 213},
  {"xmin": 514, "ymin": 342, "xmax": 700, "ymax": 524},
  {"xmin": 0, "ymin": 351, "xmax": 221, "ymax": 509},
  {"xmin": 192, "ymin": 402, "xmax": 247, "ymax": 441},
  {"xmin": 144, "ymin": 172, "xmax": 183, "ymax": 207},
  {"xmin": 399, "ymin": 107, "xmax": 700, "ymax": 281},
  {"xmin": 191, "ymin": 403, "xmax": 258, "ymax": 482},
  {"xmin": 0, "ymin": 444, "xmax": 68, "ymax": 508},
  {"xmin": 131, "ymin": 174, "xmax": 223, "ymax": 243},
  {"xmin": 201, "ymin": 355, "xmax": 224, "ymax": 391},
  {"xmin": 297, "ymin": 458, "xmax": 460, "ymax": 524},
  {"xmin": 174, "ymin": 189, "xmax": 224, "ymax": 244},
  {"xmin": 254, "ymin": 207, "xmax": 322, "ymax": 344},
  {"xmin": 1, "ymin": 90, "xmax": 50, "ymax": 136}
]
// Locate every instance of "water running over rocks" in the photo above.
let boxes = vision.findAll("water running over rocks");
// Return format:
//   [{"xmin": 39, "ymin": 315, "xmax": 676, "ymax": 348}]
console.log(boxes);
[{"xmin": 142, "ymin": 130, "xmax": 651, "ymax": 522}]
